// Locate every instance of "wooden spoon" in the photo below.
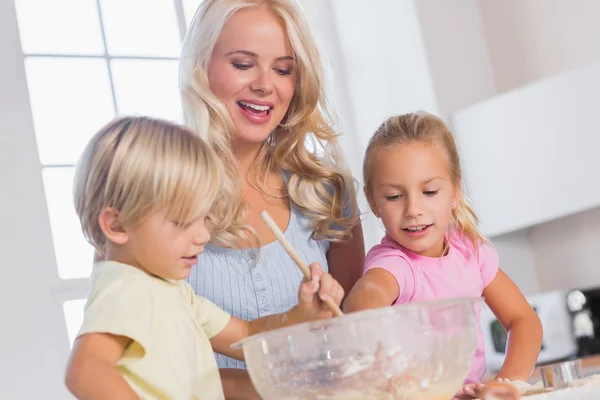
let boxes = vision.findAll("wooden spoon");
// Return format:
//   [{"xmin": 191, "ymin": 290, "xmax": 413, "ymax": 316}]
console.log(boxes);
[{"xmin": 260, "ymin": 210, "xmax": 344, "ymax": 317}]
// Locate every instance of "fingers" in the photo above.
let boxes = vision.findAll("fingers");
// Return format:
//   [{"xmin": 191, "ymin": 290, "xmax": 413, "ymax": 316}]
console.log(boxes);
[
  {"xmin": 308, "ymin": 262, "xmax": 323, "ymax": 282},
  {"xmin": 298, "ymin": 274, "xmax": 319, "ymax": 305},
  {"xmin": 454, "ymin": 383, "xmax": 482, "ymax": 400},
  {"xmin": 310, "ymin": 263, "xmax": 344, "ymax": 305},
  {"xmin": 480, "ymin": 382, "xmax": 520, "ymax": 400}
]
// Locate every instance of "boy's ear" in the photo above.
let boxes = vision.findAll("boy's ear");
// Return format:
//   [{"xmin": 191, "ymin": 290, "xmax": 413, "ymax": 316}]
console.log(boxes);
[
  {"xmin": 98, "ymin": 207, "xmax": 129, "ymax": 245},
  {"xmin": 363, "ymin": 186, "xmax": 380, "ymax": 218}
]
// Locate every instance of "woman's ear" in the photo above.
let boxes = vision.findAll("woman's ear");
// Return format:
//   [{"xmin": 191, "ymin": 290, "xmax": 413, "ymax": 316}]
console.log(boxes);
[
  {"xmin": 363, "ymin": 186, "xmax": 380, "ymax": 218},
  {"xmin": 98, "ymin": 207, "xmax": 129, "ymax": 245}
]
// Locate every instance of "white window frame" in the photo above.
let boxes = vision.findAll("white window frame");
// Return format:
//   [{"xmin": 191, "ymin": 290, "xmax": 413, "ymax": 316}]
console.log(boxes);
[{"xmin": 1, "ymin": 1, "xmax": 198, "ymax": 397}]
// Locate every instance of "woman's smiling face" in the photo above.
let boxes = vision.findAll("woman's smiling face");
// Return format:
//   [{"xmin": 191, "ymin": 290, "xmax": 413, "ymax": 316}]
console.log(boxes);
[{"xmin": 207, "ymin": 6, "xmax": 297, "ymax": 146}]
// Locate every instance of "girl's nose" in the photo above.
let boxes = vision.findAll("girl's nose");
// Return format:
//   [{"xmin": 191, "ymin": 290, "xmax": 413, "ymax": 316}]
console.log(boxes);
[{"xmin": 404, "ymin": 195, "xmax": 423, "ymax": 218}]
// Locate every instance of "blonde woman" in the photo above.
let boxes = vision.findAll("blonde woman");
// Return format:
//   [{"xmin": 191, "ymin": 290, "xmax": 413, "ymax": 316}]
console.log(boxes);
[{"xmin": 179, "ymin": 0, "xmax": 364, "ymax": 397}]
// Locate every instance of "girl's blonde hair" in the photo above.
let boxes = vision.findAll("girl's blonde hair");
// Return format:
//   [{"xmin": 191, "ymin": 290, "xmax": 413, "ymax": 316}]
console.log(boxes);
[
  {"xmin": 179, "ymin": 0, "xmax": 358, "ymax": 245},
  {"xmin": 73, "ymin": 116, "xmax": 224, "ymax": 253},
  {"xmin": 363, "ymin": 112, "xmax": 486, "ymax": 251}
]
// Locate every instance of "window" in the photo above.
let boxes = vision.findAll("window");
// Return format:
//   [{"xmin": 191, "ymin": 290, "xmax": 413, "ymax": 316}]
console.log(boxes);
[{"xmin": 14, "ymin": 0, "xmax": 204, "ymax": 348}]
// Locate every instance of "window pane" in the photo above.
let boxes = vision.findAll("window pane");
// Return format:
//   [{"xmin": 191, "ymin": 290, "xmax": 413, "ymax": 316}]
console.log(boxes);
[
  {"xmin": 63, "ymin": 299, "xmax": 86, "ymax": 347},
  {"xmin": 183, "ymin": 0, "xmax": 204, "ymax": 27},
  {"xmin": 25, "ymin": 57, "xmax": 115, "ymax": 165},
  {"xmin": 14, "ymin": 0, "xmax": 104, "ymax": 55},
  {"xmin": 100, "ymin": 0, "xmax": 181, "ymax": 57},
  {"xmin": 111, "ymin": 59, "xmax": 182, "ymax": 122},
  {"xmin": 43, "ymin": 167, "xmax": 95, "ymax": 280}
]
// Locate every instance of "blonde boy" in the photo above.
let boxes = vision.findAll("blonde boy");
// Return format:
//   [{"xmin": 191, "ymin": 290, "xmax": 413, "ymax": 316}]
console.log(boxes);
[{"xmin": 65, "ymin": 116, "xmax": 343, "ymax": 400}]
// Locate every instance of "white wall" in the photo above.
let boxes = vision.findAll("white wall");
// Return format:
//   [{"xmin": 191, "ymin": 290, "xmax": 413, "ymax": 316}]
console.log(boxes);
[
  {"xmin": 414, "ymin": 0, "xmax": 539, "ymax": 293},
  {"xmin": 302, "ymin": 0, "xmax": 442, "ymax": 251},
  {"xmin": 303, "ymin": 0, "xmax": 542, "ymax": 292},
  {"xmin": 478, "ymin": 0, "xmax": 600, "ymax": 292},
  {"xmin": 0, "ymin": 1, "xmax": 72, "ymax": 398},
  {"xmin": 480, "ymin": 0, "xmax": 600, "ymax": 93}
]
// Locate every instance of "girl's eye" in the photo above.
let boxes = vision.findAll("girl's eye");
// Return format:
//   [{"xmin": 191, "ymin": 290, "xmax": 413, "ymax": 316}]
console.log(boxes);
[
  {"xmin": 385, "ymin": 195, "xmax": 401, "ymax": 201},
  {"xmin": 232, "ymin": 62, "xmax": 251, "ymax": 70},
  {"xmin": 424, "ymin": 190, "xmax": 439, "ymax": 196}
]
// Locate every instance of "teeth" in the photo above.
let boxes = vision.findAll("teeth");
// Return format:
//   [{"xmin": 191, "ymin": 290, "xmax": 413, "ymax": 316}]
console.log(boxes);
[
  {"xmin": 239, "ymin": 101, "xmax": 271, "ymax": 111},
  {"xmin": 406, "ymin": 225, "xmax": 428, "ymax": 232}
]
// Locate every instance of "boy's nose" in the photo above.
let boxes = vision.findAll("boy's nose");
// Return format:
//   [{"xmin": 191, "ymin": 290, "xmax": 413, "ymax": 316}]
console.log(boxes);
[{"xmin": 192, "ymin": 224, "xmax": 211, "ymax": 245}]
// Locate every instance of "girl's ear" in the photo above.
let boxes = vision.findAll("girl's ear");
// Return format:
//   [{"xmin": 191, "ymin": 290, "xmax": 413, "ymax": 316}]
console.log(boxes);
[
  {"xmin": 98, "ymin": 207, "xmax": 129, "ymax": 245},
  {"xmin": 364, "ymin": 186, "xmax": 380, "ymax": 218},
  {"xmin": 452, "ymin": 181, "xmax": 462, "ymax": 208}
]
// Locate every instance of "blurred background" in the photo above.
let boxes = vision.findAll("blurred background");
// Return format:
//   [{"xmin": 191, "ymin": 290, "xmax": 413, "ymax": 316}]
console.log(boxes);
[{"xmin": 2, "ymin": 0, "xmax": 600, "ymax": 397}]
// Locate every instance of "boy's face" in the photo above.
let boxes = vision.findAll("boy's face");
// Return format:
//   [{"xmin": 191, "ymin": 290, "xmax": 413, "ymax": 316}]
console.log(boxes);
[{"xmin": 118, "ymin": 209, "xmax": 210, "ymax": 280}]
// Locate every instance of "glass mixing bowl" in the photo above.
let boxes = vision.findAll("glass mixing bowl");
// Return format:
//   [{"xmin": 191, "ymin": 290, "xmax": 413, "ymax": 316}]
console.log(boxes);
[{"xmin": 232, "ymin": 297, "xmax": 480, "ymax": 400}]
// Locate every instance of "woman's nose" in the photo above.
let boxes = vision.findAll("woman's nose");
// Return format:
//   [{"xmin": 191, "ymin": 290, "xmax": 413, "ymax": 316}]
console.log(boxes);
[{"xmin": 250, "ymin": 68, "xmax": 274, "ymax": 94}]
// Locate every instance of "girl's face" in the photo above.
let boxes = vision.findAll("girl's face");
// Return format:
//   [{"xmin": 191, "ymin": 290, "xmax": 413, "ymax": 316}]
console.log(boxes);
[
  {"xmin": 366, "ymin": 141, "xmax": 459, "ymax": 258},
  {"xmin": 208, "ymin": 6, "xmax": 297, "ymax": 148}
]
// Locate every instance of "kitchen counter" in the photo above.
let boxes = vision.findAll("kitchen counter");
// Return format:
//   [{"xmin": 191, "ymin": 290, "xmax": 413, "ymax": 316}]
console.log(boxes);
[
  {"xmin": 484, "ymin": 354, "xmax": 600, "ymax": 383},
  {"xmin": 531, "ymin": 355, "xmax": 600, "ymax": 382}
]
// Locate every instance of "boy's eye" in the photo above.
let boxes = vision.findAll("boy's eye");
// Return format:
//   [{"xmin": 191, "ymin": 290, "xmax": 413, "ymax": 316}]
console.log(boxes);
[
  {"xmin": 424, "ymin": 190, "xmax": 439, "ymax": 196},
  {"xmin": 172, "ymin": 221, "xmax": 191, "ymax": 229}
]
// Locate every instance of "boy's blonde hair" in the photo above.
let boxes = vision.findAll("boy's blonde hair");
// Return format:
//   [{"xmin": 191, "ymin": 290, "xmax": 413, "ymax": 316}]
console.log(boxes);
[
  {"xmin": 179, "ymin": 0, "xmax": 359, "ymax": 245},
  {"xmin": 73, "ymin": 116, "xmax": 224, "ymax": 253},
  {"xmin": 363, "ymin": 112, "xmax": 486, "ymax": 252}
]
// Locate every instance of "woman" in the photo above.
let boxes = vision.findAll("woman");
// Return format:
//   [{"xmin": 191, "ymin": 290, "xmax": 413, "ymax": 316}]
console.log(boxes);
[{"xmin": 179, "ymin": 0, "xmax": 365, "ymax": 397}]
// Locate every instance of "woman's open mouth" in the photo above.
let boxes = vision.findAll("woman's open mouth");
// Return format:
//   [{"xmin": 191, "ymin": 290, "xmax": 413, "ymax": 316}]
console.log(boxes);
[{"xmin": 237, "ymin": 100, "xmax": 273, "ymax": 124}]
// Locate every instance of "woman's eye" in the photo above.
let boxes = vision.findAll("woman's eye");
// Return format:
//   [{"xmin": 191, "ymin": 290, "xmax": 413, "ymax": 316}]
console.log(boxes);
[
  {"xmin": 232, "ymin": 62, "xmax": 251, "ymax": 70},
  {"xmin": 424, "ymin": 190, "xmax": 439, "ymax": 196},
  {"xmin": 275, "ymin": 68, "xmax": 293, "ymax": 76}
]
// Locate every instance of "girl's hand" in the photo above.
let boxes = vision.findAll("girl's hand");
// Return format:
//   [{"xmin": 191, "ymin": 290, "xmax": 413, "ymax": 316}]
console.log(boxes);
[
  {"xmin": 479, "ymin": 382, "xmax": 521, "ymax": 399},
  {"xmin": 452, "ymin": 382, "xmax": 485, "ymax": 399},
  {"xmin": 297, "ymin": 263, "xmax": 344, "ymax": 320}
]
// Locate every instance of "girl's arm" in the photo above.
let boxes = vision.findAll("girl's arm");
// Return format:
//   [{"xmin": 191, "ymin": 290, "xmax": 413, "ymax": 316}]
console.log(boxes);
[
  {"xmin": 210, "ymin": 263, "xmax": 344, "ymax": 360},
  {"xmin": 327, "ymin": 223, "xmax": 365, "ymax": 301},
  {"xmin": 343, "ymin": 269, "xmax": 399, "ymax": 312},
  {"xmin": 65, "ymin": 333, "xmax": 138, "ymax": 400},
  {"xmin": 483, "ymin": 269, "xmax": 543, "ymax": 381}
]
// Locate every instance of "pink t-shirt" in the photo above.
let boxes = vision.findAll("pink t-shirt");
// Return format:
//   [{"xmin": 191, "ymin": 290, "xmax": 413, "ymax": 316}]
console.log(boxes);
[{"xmin": 364, "ymin": 231, "xmax": 499, "ymax": 383}]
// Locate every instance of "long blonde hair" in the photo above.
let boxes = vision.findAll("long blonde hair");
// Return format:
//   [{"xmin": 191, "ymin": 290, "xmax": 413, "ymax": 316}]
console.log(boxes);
[
  {"xmin": 363, "ymin": 112, "xmax": 486, "ymax": 251},
  {"xmin": 73, "ymin": 116, "xmax": 224, "ymax": 253},
  {"xmin": 179, "ymin": 0, "xmax": 358, "ymax": 245}
]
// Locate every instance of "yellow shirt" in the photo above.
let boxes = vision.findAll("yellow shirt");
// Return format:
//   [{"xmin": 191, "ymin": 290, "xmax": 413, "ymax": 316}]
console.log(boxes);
[{"xmin": 78, "ymin": 261, "xmax": 231, "ymax": 400}]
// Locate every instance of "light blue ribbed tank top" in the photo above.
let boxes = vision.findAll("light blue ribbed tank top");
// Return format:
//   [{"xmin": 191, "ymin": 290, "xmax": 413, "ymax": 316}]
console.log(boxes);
[{"xmin": 187, "ymin": 192, "xmax": 330, "ymax": 369}]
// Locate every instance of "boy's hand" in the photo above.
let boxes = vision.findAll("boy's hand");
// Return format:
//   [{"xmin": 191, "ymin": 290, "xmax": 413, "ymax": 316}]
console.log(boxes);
[{"xmin": 296, "ymin": 262, "xmax": 344, "ymax": 320}]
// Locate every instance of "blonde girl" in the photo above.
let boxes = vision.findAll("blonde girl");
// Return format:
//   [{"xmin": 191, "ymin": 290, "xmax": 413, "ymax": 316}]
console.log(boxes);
[{"xmin": 343, "ymin": 113, "xmax": 542, "ymax": 398}]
